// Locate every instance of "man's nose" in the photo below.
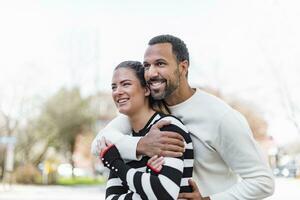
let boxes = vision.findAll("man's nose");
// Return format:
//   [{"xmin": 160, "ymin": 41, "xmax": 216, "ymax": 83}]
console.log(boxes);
[{"xmin": 147, "ymin": 65, "xmax": 158, "ymax": 77}]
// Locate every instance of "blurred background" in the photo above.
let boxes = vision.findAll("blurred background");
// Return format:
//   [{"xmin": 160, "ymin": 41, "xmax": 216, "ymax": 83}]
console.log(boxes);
[{"xmin": 0, "ymin": 0, "xmax": 299, "ymax": 199}]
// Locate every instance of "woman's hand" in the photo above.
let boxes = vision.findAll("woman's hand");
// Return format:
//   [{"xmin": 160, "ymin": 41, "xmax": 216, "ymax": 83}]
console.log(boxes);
[
  {"xmin": 147, "ymin": 155, "xmax": 164, "ymax": 173},
  {"xmin": 97, "ymin": 137, "xmax": 122, "ymax": 170},
  {"xmin": 97, "ymin": 137, "xmax": 113, "ymax": 158}
]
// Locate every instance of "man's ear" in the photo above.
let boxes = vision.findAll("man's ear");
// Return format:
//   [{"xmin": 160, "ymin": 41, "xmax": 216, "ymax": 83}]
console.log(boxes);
[
  {"xmin": 179, "ymin": 60, "xmax": 189, "ymax": 77},
  {"xmin": 145, "ymin": 87, "xmax": 151, "ymax": 96}
]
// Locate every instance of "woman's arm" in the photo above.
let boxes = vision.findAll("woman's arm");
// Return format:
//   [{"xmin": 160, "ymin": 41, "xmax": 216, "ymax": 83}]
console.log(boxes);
[
  {"xmin": 105, "ymin": 170, "xmax": 143, "ymax": 200},
  {"xmin": 101, "ymin": 144, "xmax": 184, "ymax": 200},
  {"xmin": 100, "ymin": 117, "xmax": 193, "ymax": 200}
]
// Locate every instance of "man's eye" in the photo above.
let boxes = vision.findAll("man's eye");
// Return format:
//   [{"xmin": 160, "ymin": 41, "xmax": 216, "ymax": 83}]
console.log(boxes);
[
  {"xmin": 111, "ymin": 86, "xmax": 116, "ymax": 91},
  {"xmin": 123, "ymin": 82, "xmax": 131, "ymax": 86},
  {"xmin": 157, "ymin": 62, "xmax": 165, "ymax": 66}
]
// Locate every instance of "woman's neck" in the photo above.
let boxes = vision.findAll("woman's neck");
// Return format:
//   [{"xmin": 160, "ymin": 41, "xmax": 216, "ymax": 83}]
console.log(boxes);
[{"xmin": 129, "ymin": 107, "xmax": 156, "ymax": 133}]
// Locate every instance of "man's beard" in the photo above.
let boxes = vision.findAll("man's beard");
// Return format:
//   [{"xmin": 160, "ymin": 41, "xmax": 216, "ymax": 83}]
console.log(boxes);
[
  {"xmin": 150, "ymin": 80, "xmax": 178, "ymax": 100},
  {"xmin": 150, "ymin": 70, "xmax": 180, "ymax": 100}
]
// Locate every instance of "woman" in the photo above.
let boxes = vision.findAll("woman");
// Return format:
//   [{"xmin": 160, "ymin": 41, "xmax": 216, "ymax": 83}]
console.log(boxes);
[{"xmin": 98, "ymin": 61, "xmax": 193, "ymax": 199}]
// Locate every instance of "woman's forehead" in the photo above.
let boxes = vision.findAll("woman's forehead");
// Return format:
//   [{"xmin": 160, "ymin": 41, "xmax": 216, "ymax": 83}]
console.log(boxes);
[{"xmin": 112, "ymin": 67, "xmax": 137, "ymax": 82}]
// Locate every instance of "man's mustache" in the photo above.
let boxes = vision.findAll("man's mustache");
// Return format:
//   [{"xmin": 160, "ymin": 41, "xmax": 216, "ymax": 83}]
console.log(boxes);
[{"xmin": 147, "ymin": 77, "xmax": 166, "ymax": 84}]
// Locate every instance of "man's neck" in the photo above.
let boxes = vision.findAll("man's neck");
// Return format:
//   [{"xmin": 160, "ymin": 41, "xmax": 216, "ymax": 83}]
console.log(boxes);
[{"xmin": 165, "ymin": 84, "xmax": 195, "ymax": 106}]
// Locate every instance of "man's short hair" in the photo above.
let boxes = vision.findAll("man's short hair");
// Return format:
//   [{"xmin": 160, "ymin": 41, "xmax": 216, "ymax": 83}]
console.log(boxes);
[{"xmin": 148, "ymin": 34, "xmax": 189, "ymax": 65}]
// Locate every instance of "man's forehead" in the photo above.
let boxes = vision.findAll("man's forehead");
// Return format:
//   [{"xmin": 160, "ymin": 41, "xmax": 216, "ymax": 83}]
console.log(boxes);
[{"xmin": 144, "ymin": 43, "xmax": 173, "ymax": 61}]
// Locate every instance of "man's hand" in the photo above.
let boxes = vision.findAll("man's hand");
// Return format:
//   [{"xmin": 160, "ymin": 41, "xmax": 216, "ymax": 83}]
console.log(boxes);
[
  {"xmin": 178, "ymin": 179, "xmax": 210, "ymax": 200},
  {"xmin": 137, "ymin": 120, "xmax": 185, "ymax": 157}
]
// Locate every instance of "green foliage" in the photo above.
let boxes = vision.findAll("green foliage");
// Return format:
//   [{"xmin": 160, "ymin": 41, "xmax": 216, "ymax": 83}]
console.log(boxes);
[
  {"xmin": 57, "ymin": 176, "xmax": 106, "ymax": 186},
  {"xmin": 15, "ymin": 87, "xmax": 97, "ymax": 166},
  {"xmin": 40, "ymin": 88, "xmax": 96, "ymax": 152}
]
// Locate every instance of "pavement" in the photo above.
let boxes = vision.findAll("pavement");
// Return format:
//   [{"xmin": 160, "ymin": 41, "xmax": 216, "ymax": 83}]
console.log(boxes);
[
  {"xmin": 0, "ymin": 184, "xmax": 106, "ymax": 200},
  {"xmin": 1, "ymin": 178, "xmax": 299, "ymax": 200}
]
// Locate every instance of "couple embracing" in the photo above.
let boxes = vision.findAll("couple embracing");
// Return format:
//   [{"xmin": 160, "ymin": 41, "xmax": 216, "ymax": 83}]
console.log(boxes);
[{"xmin": 92, "ymin": 35, "xmax": 274, "ymax": 200}]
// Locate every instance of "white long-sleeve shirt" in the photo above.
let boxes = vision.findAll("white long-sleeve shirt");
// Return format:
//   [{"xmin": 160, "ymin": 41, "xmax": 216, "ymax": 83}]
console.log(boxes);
[{"xmin": 92, "ymin": 88, "xmax": 275, "ymax": 200}]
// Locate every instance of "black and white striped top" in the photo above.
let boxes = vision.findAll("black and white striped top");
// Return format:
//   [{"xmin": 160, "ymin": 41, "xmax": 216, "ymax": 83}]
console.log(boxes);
[{"xmin": 105, "ymin": 112, "xmax": 194, "ymax": 200}]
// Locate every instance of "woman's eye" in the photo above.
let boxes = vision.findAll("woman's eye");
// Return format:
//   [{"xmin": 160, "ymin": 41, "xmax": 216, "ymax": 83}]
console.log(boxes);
[{"xmin": 143, "ymin": 63, "xmax": 150, "ymax": 70}]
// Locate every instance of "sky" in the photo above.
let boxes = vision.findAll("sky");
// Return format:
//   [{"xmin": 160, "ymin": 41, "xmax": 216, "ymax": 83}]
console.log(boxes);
[{"xmin": 0, "ymin": 0, "xmax": 299, "ymax": 145}]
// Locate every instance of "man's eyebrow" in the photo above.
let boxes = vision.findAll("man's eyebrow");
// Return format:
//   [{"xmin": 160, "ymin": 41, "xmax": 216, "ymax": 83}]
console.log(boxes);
[
  {"xmin": 155, "ymin": 58, "xmax": 167, "ymax": 62},
  {"xmin": 143, "ymin": 59, "xmax": 167, "ymax": 64}
]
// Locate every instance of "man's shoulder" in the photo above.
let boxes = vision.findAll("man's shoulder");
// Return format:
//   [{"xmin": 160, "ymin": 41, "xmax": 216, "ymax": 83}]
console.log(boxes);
[{"xmin": 192, "ymin": 89, "xmax": 233, "ymax": 120}]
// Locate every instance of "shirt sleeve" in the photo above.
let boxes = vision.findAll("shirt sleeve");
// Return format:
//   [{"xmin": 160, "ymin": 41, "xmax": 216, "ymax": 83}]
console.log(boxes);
[
  {"xmin": 210, "ymin": 110, "xmax": 275, "ymax": 200},
  {"xmin": 105, "ymin": 171, "xmax": 143, "ymax": 200},
  {"xmin": 106, "ymin": 150, "xmax": 184, "ymax": 200},
  {"xmin": 91, "ymin": 114, "xmax": 141, "ymax": 160}
]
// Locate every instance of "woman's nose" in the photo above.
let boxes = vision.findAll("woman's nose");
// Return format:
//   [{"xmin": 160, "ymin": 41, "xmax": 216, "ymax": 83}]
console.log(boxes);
[{"xmin": 113, "ymin": 86, "xmax": 123, "ymax": 96}]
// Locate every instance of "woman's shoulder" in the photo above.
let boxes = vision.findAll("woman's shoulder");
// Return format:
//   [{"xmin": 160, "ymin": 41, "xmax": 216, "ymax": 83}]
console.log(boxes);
[{"xmin": 154, "ymin": 112, "xmax": 189, "ymax": 134}]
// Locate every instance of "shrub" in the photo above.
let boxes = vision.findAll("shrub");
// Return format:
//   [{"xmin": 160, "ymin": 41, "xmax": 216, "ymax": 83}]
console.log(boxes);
[{"xmin": 14, "ymin": 163, "xmax": 42, "ymax": 184}]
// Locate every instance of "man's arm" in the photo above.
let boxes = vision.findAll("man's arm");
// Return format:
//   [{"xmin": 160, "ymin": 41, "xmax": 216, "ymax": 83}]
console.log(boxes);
[
  {"xmin": 210, "ymin": 111, "xmax": 275, "ymax": 200},
  {"xmin": 91, "ymin": 115, "xmax": 185, "ymax": 160},
  {"xmin": 91, "ymin": 114, "xmax": 140, "ymax": 160},
  {"xmin": 137, "ymin": 119, "xmax": 185, "ymax": 158}
]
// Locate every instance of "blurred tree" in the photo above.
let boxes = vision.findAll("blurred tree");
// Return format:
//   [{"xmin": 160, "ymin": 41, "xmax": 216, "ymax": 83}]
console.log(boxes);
[
  {"xmin": 36, "ymin": 87, "xmax": 96, "ymax": 174},
  {"xmin": 229, "ymin": 100, "xmax": 268, "ymax": 140},
  {"xmin": 258, "ymin": 40, "xmax": 300, "ymax": 135},
  {"xmin": 15, "ymin": 87, "xmax": 96, "ymax": 176},
  {"xmin": 283, "ymin": 139, "xmax": 300, "ymax": 155},
  {"xmin": 0, "ymin": 109, "xmax": 19, "ymax": 180}
]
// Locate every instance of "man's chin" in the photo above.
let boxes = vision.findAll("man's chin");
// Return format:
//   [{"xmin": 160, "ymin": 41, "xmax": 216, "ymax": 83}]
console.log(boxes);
[{"xmin": 151, "ymin": 91, "xmax": 165, "ymax": 100}]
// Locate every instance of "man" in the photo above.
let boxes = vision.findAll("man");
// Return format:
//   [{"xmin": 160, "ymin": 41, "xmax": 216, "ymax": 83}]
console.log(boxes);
[{"xmin": 92, "ymin": 35, "xmax": 274, "ymax": 199}]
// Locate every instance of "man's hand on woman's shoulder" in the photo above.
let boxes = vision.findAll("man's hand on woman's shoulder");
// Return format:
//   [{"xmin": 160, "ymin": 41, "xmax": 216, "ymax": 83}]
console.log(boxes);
[{"xmin": 137, "ymin": 119, "xmax": 185, "ymax": 157}]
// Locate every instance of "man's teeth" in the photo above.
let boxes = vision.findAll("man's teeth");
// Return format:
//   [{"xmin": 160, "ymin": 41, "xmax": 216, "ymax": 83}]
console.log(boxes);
[
  {"xmin": 150, "ymin": 80, "xmax": 164, "ymax": 86},
  {"xmin": 151, "ymin": 82, "xmax": 161, "ymax": 86}
]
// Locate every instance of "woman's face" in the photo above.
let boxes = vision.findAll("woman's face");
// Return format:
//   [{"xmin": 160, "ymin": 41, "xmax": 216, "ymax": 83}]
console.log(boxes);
[{"xmin": 111, "ymin": 67, "xmax": 150, "ymax": 116}]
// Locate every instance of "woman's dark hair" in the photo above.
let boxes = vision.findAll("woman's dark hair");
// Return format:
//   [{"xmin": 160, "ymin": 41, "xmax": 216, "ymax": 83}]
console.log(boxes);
[{"xmin": 115, "ymin": 61, "xmax": 170, "ymax": 114}]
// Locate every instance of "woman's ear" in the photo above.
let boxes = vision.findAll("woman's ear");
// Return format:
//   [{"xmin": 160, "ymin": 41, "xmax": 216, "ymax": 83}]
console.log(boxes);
[{"xmin": 145, "ymin": 87, "xmax": 151, "ymax": 96}]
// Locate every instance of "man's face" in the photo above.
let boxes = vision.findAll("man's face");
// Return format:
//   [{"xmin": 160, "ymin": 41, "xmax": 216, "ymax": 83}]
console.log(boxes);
[{"xmin": 143, "ymin": 43, "xmax": 181, "ymax": 100}]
